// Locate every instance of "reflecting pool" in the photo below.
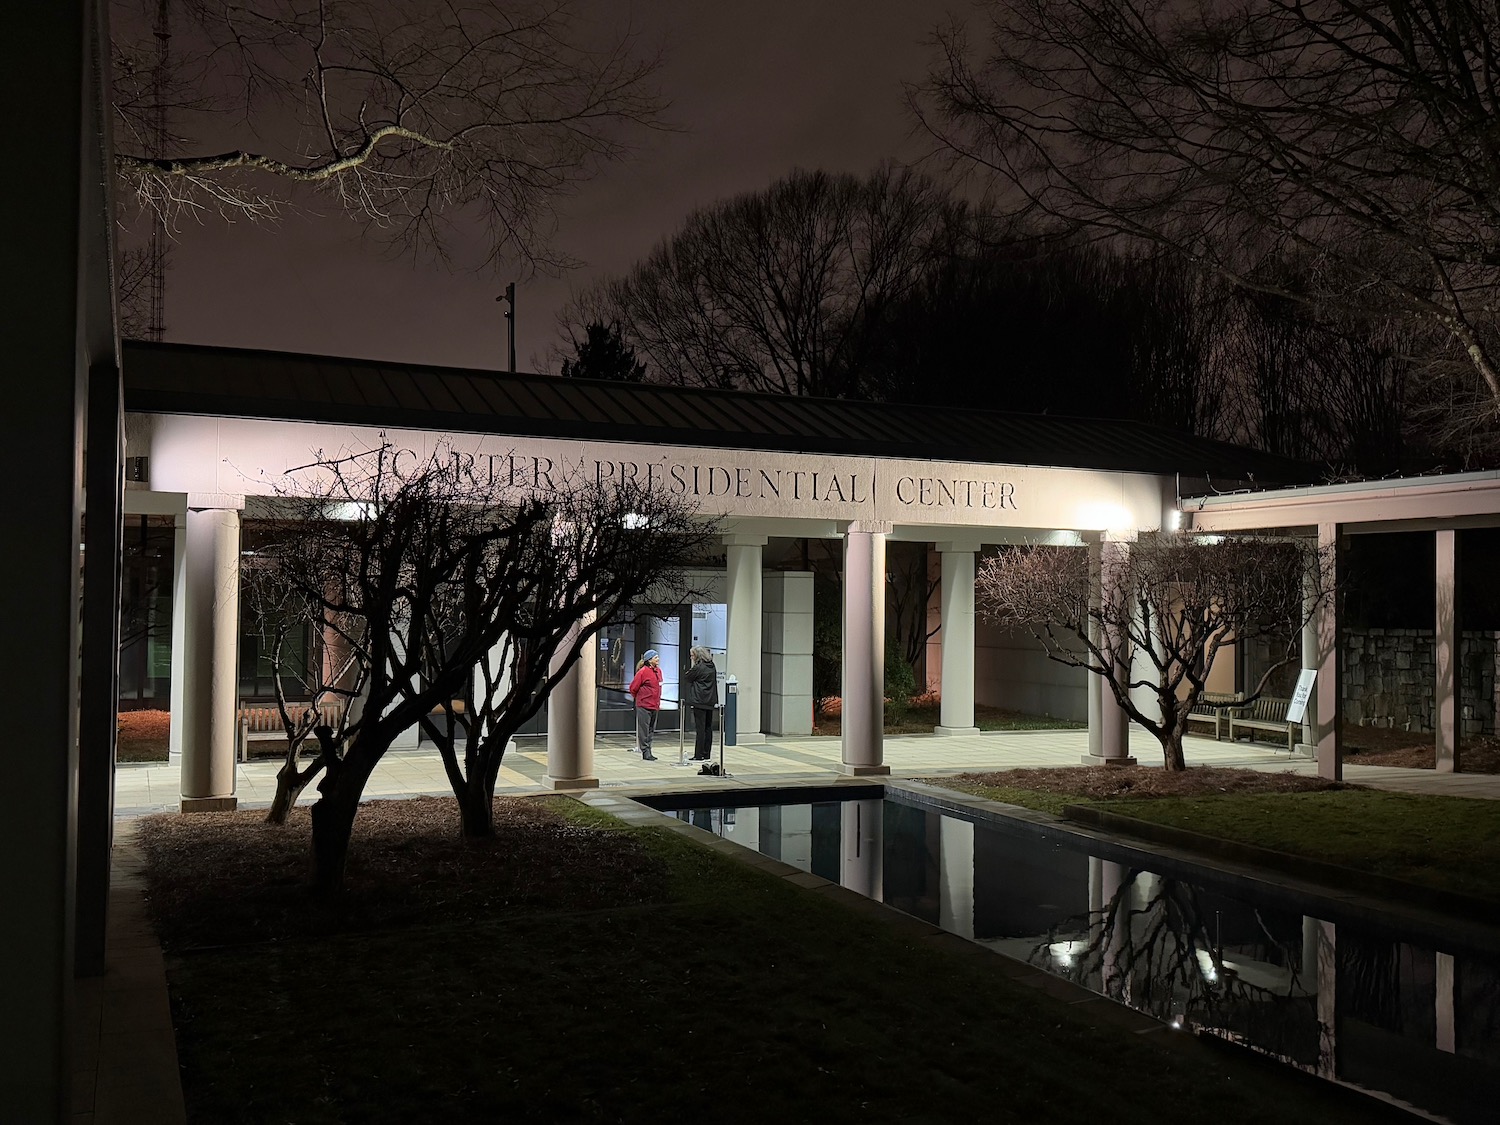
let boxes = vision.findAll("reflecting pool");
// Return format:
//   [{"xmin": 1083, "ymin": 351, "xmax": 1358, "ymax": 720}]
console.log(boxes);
[{"xmin": 660, "ymin": 790, "xmax": 1500, "ymax": 1124}]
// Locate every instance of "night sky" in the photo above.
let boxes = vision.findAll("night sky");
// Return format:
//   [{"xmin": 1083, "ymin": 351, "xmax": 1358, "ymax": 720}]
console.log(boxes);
[{"xmin": 157, "ymin": 1, "xmax": 949, "ymax": 374}]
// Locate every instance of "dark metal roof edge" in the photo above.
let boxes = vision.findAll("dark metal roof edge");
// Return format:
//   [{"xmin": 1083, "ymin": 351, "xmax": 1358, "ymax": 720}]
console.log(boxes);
[{"xmin": 121, "ymin": 339, "xmax": 1317, "ymax": 483}]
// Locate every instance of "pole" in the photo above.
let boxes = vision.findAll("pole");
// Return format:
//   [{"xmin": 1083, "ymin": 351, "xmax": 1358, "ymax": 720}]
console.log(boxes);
[
  {"xmin": 505, "ymin": 282, "xmax": 516, "ymax": 372},
  {"xmin": 496, "ymin": 282, "xmax": 516, "ymax": 372}
]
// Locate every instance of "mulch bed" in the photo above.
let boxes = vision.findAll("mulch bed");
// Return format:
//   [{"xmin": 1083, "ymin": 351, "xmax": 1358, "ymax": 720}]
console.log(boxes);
[
  {"xmin": 136, "ymin": 795, "xmax": 671, "ymax": 951},
  {"xmin": 935, "ymin": 765, "xmax": 1351, "ymax": 801},
  {"xmin": 1342, "ymin": 729, "xmax": 1500, "ymax": 772}
]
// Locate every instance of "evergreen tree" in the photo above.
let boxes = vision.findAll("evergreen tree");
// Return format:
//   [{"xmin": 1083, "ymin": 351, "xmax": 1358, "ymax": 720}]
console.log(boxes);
[{"xmin": 560, "ymin": 321, "xmax": 648, "ymax": 382}]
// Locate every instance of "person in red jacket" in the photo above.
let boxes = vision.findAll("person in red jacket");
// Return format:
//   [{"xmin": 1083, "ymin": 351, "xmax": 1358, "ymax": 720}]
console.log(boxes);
[{"xmin": 627, "ymin": 649, "xmax": 664, "ymax": 761}]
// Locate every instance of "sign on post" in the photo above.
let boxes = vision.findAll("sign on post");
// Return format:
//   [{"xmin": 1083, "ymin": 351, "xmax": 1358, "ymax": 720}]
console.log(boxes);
[{"xmin": 1286, "ymin": 669, "xmax": 1318, "ymax": 725}]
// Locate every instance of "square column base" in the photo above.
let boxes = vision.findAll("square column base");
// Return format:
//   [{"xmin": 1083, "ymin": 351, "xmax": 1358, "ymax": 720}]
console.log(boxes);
[
  {"xmin": 841, "ymin": 763, "xmax": 891, "ymax": 776},
  {"xmin": 1316, "ymin": 745, "xmax": 1342, "ymax": 781},
  {"xmin": 733, "ymin": 732, "xmax": 766, "ymax": 745},
  {"xmin": 181, "ymin": 796, "xmax": 237, "ymax": 813},
  {"xmin": 544, "ymin": 776, "xmax": 600, "ymax": 791},
  {"xmin": 1080, "ymin": 754, "xmax": 1137, "ymax": 768},
  {"xmin": 934, "ymin": 726, "xmax": 981, "ymax": 737}
]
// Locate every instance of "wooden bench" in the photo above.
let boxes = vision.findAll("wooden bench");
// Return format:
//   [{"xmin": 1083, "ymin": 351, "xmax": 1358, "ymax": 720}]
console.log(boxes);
[
  {"xmin": 237, "ymin": 702, "xmax": 345, "ymax": 761},
  {"xmin": 1226, "ymin": 695, "xmax": 1299, "ymax": 753},
  {"xmin": 1185, "ymin": 691, "xmax": 1244, "ymax": 740}
]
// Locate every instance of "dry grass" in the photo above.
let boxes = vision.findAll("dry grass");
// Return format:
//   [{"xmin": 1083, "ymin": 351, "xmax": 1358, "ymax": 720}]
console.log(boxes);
[{"xmin": 135, "ymin": 795, "xmax": 669, "ymax": 950}]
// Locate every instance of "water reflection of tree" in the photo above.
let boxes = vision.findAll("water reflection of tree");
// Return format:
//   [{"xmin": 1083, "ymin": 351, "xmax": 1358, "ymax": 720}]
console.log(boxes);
[{"xmin": 1033, "ymin": 869, "xmax": 1319, "ymax": 1063}]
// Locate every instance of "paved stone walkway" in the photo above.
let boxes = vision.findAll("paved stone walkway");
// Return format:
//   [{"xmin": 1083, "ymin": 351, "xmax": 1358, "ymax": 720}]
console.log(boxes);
[{"xmin": 114, "ymin": 727, "xmax": 1500, "ymax": 814}]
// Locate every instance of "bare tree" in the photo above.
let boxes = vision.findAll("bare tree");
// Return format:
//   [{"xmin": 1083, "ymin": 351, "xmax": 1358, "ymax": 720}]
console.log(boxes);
[
  {"xmin": 255, "ymin": 444, "xmax": 711, "ymax": 887},
  {"xmin": 915, "ymin": 0, "xmax": 1500, "ymax": 442},
  {"xmin": 976, "ymin": 534, "xmax": 1330, "ymax": 770},
  {"xmin": 1038, "ymin": 869, "xmax": 1312, "ymax": 1042},
  {"xmin": 110, "ymin": 0, "xmax": 664, "ymax": 272},
  {"xmin": 241, "ymin": 551, "xmax": 368, "ymax": 824},
  {"xmin": 409, "ymin": 482, "xmax": 715, "ymax": 837},
  {"xmin": 563, "ymin": 166, "xmax": 964, "ymax": 396}
]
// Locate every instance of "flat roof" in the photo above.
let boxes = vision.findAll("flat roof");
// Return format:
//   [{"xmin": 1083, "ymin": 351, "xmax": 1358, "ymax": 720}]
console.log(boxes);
[{"xmin": 122, "ymin": 340, "xmax": 1314, "ymax": 484}]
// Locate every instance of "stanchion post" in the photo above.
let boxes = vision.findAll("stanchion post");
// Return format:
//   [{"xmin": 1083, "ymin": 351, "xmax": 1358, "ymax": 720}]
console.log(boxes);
[{"xmin": 717, "ymin": 702, "xmax": 728, "ymax": 777}]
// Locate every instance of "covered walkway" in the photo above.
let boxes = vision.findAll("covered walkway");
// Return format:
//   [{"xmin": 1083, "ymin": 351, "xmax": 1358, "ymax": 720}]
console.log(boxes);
[{"xmin": 112, "ymin": 729, "xmax": 1500, "ymax": 816}]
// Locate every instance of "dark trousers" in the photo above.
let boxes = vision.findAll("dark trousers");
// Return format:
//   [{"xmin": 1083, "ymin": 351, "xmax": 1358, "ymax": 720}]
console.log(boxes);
[
  {"xmin": 692, "ymin": 707, "xmax": 714, "ymax": 759},
  {"xmin": 636, "ymin": 707, "xmax": 659, "ymax": 756}
]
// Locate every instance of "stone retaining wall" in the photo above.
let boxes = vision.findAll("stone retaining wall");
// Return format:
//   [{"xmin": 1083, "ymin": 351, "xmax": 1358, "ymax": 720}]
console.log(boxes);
[{"xmin": 1342, "ymin": 628, "xmax": 1500, "ymax": 734}]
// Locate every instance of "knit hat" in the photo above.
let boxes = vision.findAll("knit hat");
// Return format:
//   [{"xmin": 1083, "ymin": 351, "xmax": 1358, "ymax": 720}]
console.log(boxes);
[{"xmin": 644, "ymin": 649, "xmax": 659, "ymax": 661}]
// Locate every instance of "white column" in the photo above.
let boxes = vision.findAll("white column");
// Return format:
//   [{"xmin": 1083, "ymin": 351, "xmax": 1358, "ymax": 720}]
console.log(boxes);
[
  {"xmin": 842, "ymin": 522, "xmax": 890, "ymax": 775},
  {"xmin": 1315, "ymin": 919, "xmax": 1338, "ymax": 1079},
  {"xmin": 168, "ymin": 513, "xmax": 187, "ymax": 757},
  {"xmin": 1299, "ymin": 562, "xmax": 1320, "ymax": 755},
  {"xmin": 1083, "ymin": 537, "xmax": 1134, "ymax": 766},
  {"xmin": 1436, "ymin": 529, "xmax": 1461, "ymax": 773},
  {"xmin": 938, "ymin": 816, "xmax": 975, "ymax": 939},
  {"xmin": 725, "ymin": 534, "xmax": 767, "ymax": 744},
  {"xmin": 1436, "ymin": 952, "xmax": 1456, "ymax": 1054},
  {"xmin": 936, "ymin": 541, "xmax": 980, "ymax": 735},
  {"xmin": 1315, "ymin": 524, "xmax": 1344, "ymax": 781},
  {"xmin": 180, "ymin": 500, "xmax": 243, "ymax": 811},
  {"xmin": 840, "ymin": 798, "xmax": 883, "ymax": 900},
  {"xmin": 546, "ymin": 613, "xmax": 599, "ymax": 789}
]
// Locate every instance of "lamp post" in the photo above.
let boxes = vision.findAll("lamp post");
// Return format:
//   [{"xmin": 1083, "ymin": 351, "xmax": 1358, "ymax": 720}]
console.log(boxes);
[{"xmin": 495, "ymin": 282, "xmax": 516, "ymax": 372}]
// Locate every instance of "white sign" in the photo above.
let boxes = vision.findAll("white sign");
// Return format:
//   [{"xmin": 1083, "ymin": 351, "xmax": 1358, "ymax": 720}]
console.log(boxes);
[
  {"xmin": 1286, "ymin": 668, "xmax": 1317, "ymax": 724},
  {"xmin": 133, "ymin": 414, "xmax": 1173, "ymax": 534}
]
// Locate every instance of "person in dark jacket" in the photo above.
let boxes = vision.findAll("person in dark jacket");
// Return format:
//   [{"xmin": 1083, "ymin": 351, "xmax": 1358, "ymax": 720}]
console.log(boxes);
[
  {"xmin": 627, "ymin": 649, "xmax": 663, "ymax": 761},
  {"xmin": 684, "ymin": 646, "xmax": 718, "ymax": 761}
]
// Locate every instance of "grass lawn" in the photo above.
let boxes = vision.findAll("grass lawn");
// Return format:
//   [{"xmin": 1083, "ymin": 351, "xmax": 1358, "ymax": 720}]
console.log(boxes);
[
  {"xmin": 930, "ymin": 766, "xmax": 1500, "ymax": 903},
  {"xmin": 138, "ymin": 796, "xmax": 1401, "ymax": 1125},
  {"xmin": 1103, "ymin": 790, "xmax": 1500, "ymax": 902}
]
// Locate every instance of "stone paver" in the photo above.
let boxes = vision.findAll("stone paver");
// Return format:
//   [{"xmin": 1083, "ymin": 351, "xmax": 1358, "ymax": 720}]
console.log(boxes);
[
  {"xmin": 113, "ymin": 729, "xmax": 1500, "ymax": 814},
  {"xmin": 72, "ymin": 822, "xmax": 187, "ymax": 1125}
]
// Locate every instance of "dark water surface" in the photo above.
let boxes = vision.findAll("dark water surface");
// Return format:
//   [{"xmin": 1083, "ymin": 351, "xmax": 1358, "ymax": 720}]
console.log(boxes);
[{"xmin": 658, "ymin": 790, "xmax": 1500, "ymax": 1124}]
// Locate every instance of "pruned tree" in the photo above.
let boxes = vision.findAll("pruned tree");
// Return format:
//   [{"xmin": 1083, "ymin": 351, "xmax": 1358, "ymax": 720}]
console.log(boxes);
[
  {"xmin": 976, "ymin": 533, "xmax": 1331, "ymax": 770},
  {"xmin": 409, "ymin": 481, "xmax": 714, "ymax": 837},
  {"xmin": 914, "ymin": 0, "xmax": 1500, "ymax": 445},
  {"xmin": 110, "ymin": 0, "xmax": 664, "ymax": 272},
  {"xmin": 560, "ymin": 320, "xmax": 647, "ymax": 381},
  {"xmin": 241, "ymin": 547, "xmax": 368, "ymax": 825},
  {"xmin": 256, "ymin": 443, "xmax": 711, "ymax": 887},
  {"xmin": 563, "ymin": 165, "xmax": 964, "ymax": 397}
]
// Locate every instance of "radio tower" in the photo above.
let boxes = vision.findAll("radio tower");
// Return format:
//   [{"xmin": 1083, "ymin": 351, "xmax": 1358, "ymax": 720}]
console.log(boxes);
[{"xmin": 144, "ymin": 0, "xmax": 170, "ymax": 341}]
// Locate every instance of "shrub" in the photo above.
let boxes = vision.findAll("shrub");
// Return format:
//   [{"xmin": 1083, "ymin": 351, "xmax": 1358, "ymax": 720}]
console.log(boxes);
[{"xmin": 884, "ymin": 638, "xmax": 917, "ymax": 723}]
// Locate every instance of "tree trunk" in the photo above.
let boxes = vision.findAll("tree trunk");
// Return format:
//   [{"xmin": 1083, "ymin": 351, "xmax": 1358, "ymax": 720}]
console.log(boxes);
[
  {"xmin": 457, "ymin": 772, "xmax": 494, "ymax": 838},
  {"xmin": 308, "ymin": 749, "xmax": 378, "ymax": 892},
  {"xmin": 310, "ymin": 788, "xmax": 360, "ymax": 892},
  {"xmin": 1161, "ymin": 736, "xmax": 1187, "ymax": 771},
  {"xmin": 265, "ymin": 758, "xmax": 319, "ymax": 825}
]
